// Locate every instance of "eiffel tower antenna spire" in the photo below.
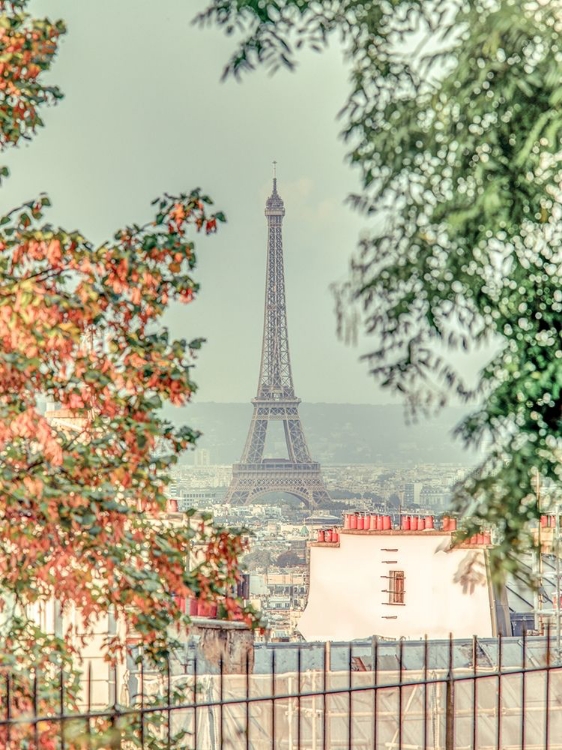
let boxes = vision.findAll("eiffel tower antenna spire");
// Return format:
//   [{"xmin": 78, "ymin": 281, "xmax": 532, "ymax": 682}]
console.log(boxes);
[{"xmin": 224, "ymin": 175, "xmax": 331, "ymax": 508}]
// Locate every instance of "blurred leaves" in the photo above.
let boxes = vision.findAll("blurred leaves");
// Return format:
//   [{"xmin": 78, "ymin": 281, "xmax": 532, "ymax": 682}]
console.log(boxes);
[{"xmin": 202, "ymin": 0, "xmax": 562, "ymax": 579}]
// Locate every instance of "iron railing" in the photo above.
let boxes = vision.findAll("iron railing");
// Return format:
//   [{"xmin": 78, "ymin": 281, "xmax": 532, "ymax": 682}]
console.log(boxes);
[{"xmin": 2, "ymin": 632, "xmax": 562, "ymax": 748}]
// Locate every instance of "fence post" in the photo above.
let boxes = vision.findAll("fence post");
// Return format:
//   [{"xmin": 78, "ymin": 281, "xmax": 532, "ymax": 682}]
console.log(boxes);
[
  {"xmin": 110, "ymin": 664, "xmax": 122, "ymax": 750},
  {"xmin": 445, "ymin": 672, "xmax": 454, "ymax": 750},
  {"xmin": 445, "ymin": 633, "xmax": 454, "ymax": 750}
]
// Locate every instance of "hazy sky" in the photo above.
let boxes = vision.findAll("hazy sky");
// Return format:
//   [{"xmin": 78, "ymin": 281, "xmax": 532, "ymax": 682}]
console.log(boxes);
[{"xmin": 6, "ymin": 3, "xmax": 397, "ymax": 404}]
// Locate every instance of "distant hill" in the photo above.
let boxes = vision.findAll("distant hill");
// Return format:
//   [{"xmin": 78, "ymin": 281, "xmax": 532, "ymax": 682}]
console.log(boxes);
[{"xmin": 161, "ymin": 402, "xmax": 478, "ymax": 466}]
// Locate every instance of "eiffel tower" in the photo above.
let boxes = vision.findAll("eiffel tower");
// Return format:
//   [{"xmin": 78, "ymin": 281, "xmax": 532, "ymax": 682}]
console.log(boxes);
[{"xmin": 224, "ymin": 170, "xmax": 331, "ymax": 508}]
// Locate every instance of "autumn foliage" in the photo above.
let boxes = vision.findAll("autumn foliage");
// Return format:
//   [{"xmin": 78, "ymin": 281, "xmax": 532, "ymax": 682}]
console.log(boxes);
[
  {"xmin": 0, "ymin": 191, "xmax": 247, "ymax": 641},
  {"xmin": 0, "ymin": 2, "xmax": 252, "ymax": 745}
]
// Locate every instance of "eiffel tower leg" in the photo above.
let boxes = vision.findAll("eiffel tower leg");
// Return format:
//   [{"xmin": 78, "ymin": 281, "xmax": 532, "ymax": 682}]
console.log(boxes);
[
  {"xmin": 240, "ymin": 417, "xmax": 267, "ymax": 464},
  {"xmin": 222, "ymin": 474, "xmax": 257, "ymax": 507},
  {"xmin": 223, "ymin": 483, "xmax": 249, "ymax": 505},
  {"xmin": 285, "ymin": 418, "xmax": 313, "ymax": 463}
]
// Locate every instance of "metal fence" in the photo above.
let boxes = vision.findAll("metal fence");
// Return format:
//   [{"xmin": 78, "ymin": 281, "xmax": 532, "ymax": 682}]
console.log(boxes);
[{"xmin": 2, "ymin": 632, "xmax": 562, "ymax": 748}]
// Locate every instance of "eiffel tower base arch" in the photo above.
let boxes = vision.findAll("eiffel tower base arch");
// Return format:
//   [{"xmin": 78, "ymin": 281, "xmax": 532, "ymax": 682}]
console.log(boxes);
[{"xmin": 224, "ymin": 461, "xmax": 331, "ymax": 509}]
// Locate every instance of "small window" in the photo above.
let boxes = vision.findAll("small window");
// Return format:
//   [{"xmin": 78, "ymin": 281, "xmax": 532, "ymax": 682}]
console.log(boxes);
[{"xmin": 389, "ymin": 571, "xmax": 405, "ymax": 605}]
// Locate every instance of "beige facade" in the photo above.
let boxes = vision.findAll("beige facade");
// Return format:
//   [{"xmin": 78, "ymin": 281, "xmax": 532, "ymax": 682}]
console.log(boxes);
[{"xmin": 299, "ymin": 529, "xmax": 508, "ymax": 641}]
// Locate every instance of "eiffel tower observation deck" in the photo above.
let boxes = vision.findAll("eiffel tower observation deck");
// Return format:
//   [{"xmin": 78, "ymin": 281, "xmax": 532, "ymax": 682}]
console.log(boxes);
[{"xmin": 224, "ymin": 170, "xmax": 331, "ymax": 508}]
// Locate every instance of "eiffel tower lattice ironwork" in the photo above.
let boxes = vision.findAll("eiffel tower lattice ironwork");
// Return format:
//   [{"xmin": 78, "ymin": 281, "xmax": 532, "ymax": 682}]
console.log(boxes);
[{"xmin": 224, "ymin": 173, "xmax": 331, "ymax": 508}]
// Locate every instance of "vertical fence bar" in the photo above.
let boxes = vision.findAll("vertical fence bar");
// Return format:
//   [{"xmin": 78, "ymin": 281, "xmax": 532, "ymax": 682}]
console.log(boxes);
[
  {"xmin": 398, "ymin": 639, "xmax": 403, "ymax": 750},
  {"xmin": 423, "ymin": 636, "xmax": 428, "ymax": 750},
  {"xmin": 113, "ymin": 664, "xmax": 119, "ymax": 749},
  {"xmin": 246, "ymin": 649, "xmax": 250, "ymax": 750},
  {"xmin": 546, "ymin": 623, "xmax": 551, "ymax": 750},
  {"xmin": 323, "ymin": 641, "xmax": 327, "ymax": 750},
  {"xmin": 33, "ymin": 669, "xmax": 39, "ymax": 748},
  {"xmin": 297, "ymin": 645, "xmax": 302, "ymax": 750},
  {"xmin": 271, "ymin": 648, "xmax": 276, "ymax": 750},
  {"xmin": 372, "ymin": 636, "xmax": 378, "ymax": 750},
  {"xmin": 193, "ymin": 655, "xmax": 198, "ymax": 750},
  {"xmin": 87, "ymin": 662, "xmax": 92, "ymax": 750},
  {"xmin": 496, "ymin": 633, "xmax": 502, "ymax": 750},
  {"xmin": 60, "ymin": 663, "xmax": 66, "ymax": 750},
  {"xmin": 445, "ymin": 634, "xmax": 454, "ymax": 750},
  {"xmin": 6, "ymin": 673, "xmax": 11, "ymax": 747},
  {"xmin": 348, "ymin": 644, "xmax": 353, "ymax": 750},
  {"xmin": 219, "ymin": 657, "xmax": 224, "ymax": 750},
  {"xmin": 472, "ymin": 636, "xmax": 477, "ymax": 750},
  {"xmin": 140, "ymin": 655, "xmax": 145, "ymax": 749},
  {"xmin": 521, "ymin": 628, "xmax": 526, "ymax": 750},
  {"xmin": 166, "ymin": 656, "xmax": 172, "ymax": 749}
]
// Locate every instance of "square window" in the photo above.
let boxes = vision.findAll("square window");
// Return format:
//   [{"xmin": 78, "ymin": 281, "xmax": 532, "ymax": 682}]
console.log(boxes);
[{"xmin": 389, "ymin": 570, "xmax": 405, "ymax": 605}]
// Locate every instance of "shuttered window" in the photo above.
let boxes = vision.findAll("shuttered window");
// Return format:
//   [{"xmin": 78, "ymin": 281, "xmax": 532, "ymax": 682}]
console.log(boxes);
[{"xmin": 389, "ymin": 570, "xmax": 405, "ymax": 605}]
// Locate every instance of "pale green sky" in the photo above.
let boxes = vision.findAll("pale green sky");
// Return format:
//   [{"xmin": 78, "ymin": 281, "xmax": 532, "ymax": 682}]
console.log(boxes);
[
  {"xmin": 5, "ymin": 1, "xmax": 387, "ymax": 404},
  {"xmin": 5, "ymin": 2, "xmax": 479, "ymax": 409}
]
